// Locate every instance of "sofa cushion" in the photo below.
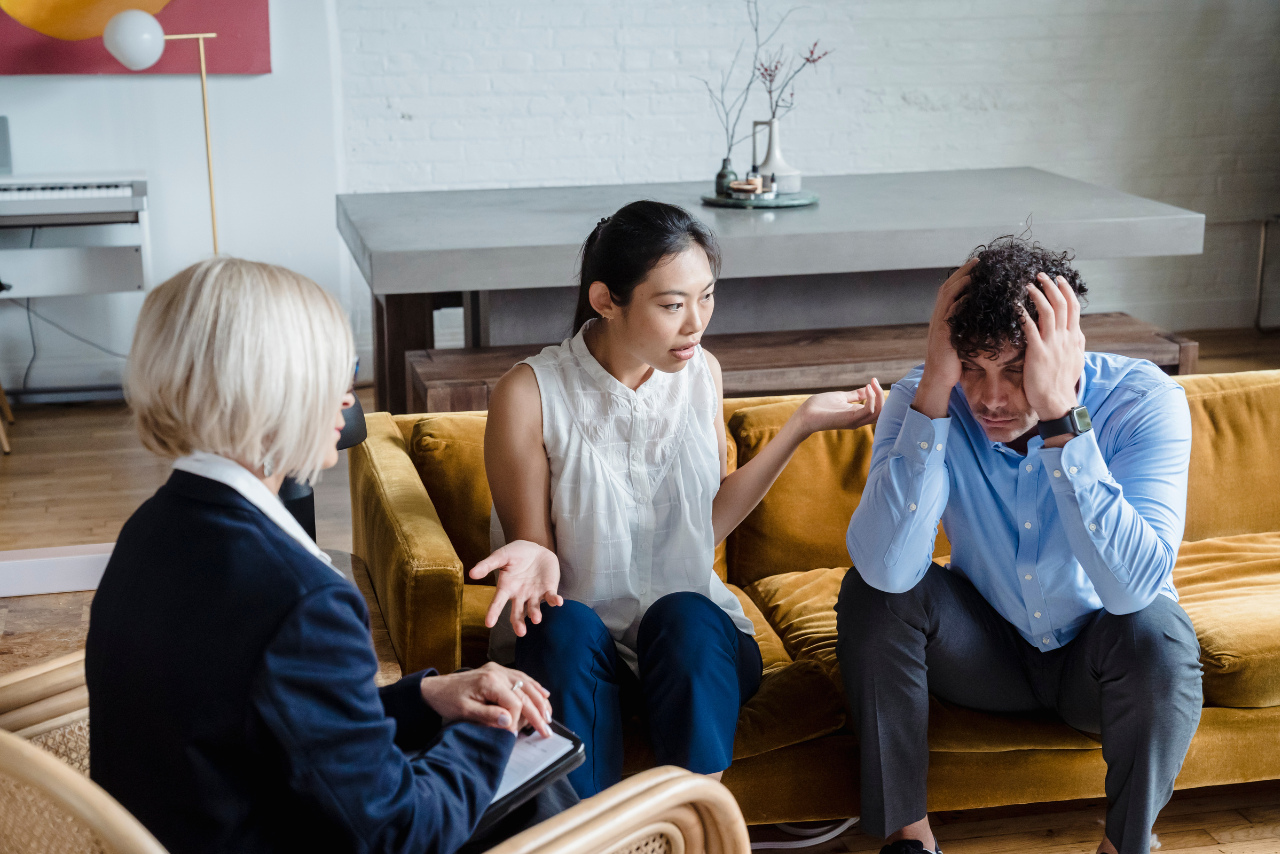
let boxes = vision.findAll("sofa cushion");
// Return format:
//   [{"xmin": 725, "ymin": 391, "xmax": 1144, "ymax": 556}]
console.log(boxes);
[
  {"xmin": 746, "ymin": 567, "xmax": 847, "ymax": 674},
  {"xmin": 409, "ymin": 413, "xmax": 493, "ymax": 579},
  {"xmin": 1175, "ymin": 370, "xmax": 1280, "ymax": 541},
  {"xmin": 727, "ymin": 398, "xmax": 950, "ymax": 587},
  {"xmin": 1174, "ymin": 532, "xmax": 1280, "ymax": 708}
]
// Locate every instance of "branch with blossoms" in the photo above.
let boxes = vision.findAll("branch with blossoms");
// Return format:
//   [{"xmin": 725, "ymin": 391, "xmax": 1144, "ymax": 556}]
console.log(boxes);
[
  {"xmin": 696, "ymin": 0, "xmax": 798, "ymax": 160},
  {"xmin": 757, "ymin": 41, "xmax": 830, "ymax": 121}
]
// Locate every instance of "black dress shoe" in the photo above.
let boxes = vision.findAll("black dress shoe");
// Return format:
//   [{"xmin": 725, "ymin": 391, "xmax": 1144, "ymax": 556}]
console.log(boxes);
[{"xmin": 879, "ymin": 841, "xmax": 941, "ymax": 854}]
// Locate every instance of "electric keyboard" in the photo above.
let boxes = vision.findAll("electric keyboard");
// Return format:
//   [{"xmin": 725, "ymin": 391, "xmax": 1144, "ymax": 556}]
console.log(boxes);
[{"xmin": 0, "ymin": 175, "xmax": 147, "ymax": 227}]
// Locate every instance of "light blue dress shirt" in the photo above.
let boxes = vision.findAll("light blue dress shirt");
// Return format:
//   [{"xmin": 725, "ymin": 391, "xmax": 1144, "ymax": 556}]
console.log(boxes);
[{"xmin": 846, "ymin": 352, "xmax": 1192, "ymax": 651}]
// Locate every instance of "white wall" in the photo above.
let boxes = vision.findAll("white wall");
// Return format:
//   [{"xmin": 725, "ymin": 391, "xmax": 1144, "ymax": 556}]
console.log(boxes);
[
  {"xmin": 4, "ymin": 1, "xmax": 1279, "ymax": 392},
  {"xmin": 0, "ymin": 0, "xmax": 367, "ymax": 393},
  {"xmin": 337, "ymin": 0, "xmax": 1280, "ymax": 332}
]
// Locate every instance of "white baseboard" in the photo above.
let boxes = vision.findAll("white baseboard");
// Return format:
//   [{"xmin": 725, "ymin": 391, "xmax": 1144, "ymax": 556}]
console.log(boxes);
[{"xmin": 0, "ymin": 544, "xmax": 114, "ymax": 597}]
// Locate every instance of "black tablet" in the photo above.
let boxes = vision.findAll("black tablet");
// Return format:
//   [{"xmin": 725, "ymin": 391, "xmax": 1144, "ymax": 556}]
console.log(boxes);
[{"xmin": 473, "ymin": 720, "xmax": 585, "ymax": 838}]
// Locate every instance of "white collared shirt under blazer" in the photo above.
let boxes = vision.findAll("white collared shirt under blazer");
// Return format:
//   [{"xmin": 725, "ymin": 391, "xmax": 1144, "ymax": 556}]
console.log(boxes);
[{"xmin": 491, "ymin": 322, "xmax": 753, "ymax": 673}]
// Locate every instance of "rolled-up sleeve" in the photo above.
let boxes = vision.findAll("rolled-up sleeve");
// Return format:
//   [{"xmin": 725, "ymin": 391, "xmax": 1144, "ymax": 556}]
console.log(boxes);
[
  {"xmin": 252, "ymin": 585, "xmax": 514, "ymax": 854},
  {"xmin": 1039, "ymin": 385, "xmax": 1192, "ymax": 614},
  {"xmin": 847, "ymin": 382, "xmax": 952, "ymax": 593}
]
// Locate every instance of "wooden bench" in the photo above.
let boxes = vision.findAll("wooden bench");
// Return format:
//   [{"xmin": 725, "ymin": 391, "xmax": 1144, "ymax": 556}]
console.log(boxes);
[{"xmin": 404, "ymin": 312, "xmax": 1198, "ymax": 414}]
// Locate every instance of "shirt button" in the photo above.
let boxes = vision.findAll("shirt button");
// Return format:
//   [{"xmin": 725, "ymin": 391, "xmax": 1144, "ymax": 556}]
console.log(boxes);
[
  {"xmin": 1089, "ymin": 523, "xmax": 1097, "ymax": 531},
  {"xmin": 1053, "ymin": 470, "xmax": 1061, "ymax": 477},
  {"xmin": 1042, "ymin": 636, "xmax": 1051, "ymax": 645},
  {"xmin": 935, "ymin": 444, "xmax": 943, "ymax": 451},
  {"xmin": 1024, "ymin": 574, "xmax": 1033, "ymax": 580},
  {"xmin": 1034, "ymin": 611, "xmax": 1042, "ymax": 618},
  {"xmin": 908, "ymin": 503, "xmax": 917, "ymax": 512},
  {"xmin": 920, "ymin": 442, "xmax": 929, "ymax": 450},
  {"xmin": 1024, "ymin": 521, "xmax": 1032, "ymax": 529},
  {"xmin": 1025, "ymin": 464, "xmax": 1033, "ymax": 472},
  {"xmin": 1069, "ymin": 466, "xmax": 1078, "ymax": 474}
]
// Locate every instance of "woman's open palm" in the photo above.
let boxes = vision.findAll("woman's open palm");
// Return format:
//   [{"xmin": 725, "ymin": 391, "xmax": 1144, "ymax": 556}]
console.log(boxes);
[
  {"xmin": 798, "ymin": 380, "xmax": 885, "ymax": 433},
  {"xmin": 470, "ymin": 540, "xmax": 564, "ymax": 636}
]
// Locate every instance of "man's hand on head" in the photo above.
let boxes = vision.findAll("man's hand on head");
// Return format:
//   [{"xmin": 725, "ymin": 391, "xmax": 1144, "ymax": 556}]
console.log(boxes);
[
  {"xmin": 914, "ymin": 259, "xmax": 976, "ymax": 419},
  {"xmin": 1020, "ymin": 273, "xmax": 1086, "ymax": 426}
]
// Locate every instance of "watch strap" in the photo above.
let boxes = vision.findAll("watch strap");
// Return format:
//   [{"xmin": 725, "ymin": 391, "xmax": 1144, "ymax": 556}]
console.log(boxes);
[{"xmin": 1039, "ymin": 405, "xmax": 1091, "ymax": 440}]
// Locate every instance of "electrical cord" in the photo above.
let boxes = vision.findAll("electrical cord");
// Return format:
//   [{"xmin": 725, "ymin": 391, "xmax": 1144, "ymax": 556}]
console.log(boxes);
[
  {"xmin": 749, "ymin": 817, "xmax": 860, "ymax": 849},
  {"xmin": 22, "ymin": 298, "xmax": 36, "ymax": 391},
  {"xmin": 6, "ymin": 299, "xmax": 129, "ymax": 392}
]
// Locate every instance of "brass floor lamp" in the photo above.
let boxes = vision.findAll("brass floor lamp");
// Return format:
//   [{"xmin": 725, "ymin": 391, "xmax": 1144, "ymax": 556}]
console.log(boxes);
[{"xmin": 104, "ymin": 11, "xmax": 219, "ymax": 254}]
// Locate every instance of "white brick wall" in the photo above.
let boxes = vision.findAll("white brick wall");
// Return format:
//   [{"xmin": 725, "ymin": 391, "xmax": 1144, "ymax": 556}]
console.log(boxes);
[{"xmin": 336, "ymin": 0, "xmax": 1280, "ymax": 330}]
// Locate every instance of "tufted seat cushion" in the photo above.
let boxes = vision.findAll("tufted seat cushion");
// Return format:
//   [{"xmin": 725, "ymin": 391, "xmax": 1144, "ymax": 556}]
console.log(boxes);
[{"xmin": 1174, "ymin": 532, "xmax": 1280, "ymax": 708}]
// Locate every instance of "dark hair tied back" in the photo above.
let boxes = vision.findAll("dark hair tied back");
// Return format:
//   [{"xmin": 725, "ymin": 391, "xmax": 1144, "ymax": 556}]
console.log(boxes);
[{"xmin": 572, "ymin": 201, "xmax": 721, "ymax": 335}]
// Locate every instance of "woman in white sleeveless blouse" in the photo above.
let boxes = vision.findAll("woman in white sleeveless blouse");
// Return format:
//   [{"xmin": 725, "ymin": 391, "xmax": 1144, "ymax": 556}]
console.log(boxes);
[{"xmin": 473, "ymin": 202, "xmax": 885, "ymax": 797}]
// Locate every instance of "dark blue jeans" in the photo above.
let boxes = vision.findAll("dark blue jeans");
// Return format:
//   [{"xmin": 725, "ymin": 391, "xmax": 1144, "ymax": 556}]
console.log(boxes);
[{"xmin": 515, "ymin": 592, "xmax": 763, "ymax": 798}]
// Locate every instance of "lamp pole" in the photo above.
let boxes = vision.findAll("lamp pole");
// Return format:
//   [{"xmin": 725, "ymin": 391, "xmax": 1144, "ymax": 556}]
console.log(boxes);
[{"xmin": 163, "ymin": 33, "xmax": 219, "ymax": 254}]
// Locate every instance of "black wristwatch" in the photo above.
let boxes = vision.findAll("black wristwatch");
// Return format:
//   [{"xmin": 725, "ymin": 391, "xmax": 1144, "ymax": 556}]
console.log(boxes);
[{"xmin": 1038, "ymin": 405, "xmax": 1092, "ymax": 441}]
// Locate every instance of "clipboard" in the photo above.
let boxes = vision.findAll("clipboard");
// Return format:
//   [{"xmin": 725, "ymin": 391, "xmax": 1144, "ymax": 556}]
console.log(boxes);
[{"xmin": 473, "ymin": 720, "xmax": 584, "ymax": 838}]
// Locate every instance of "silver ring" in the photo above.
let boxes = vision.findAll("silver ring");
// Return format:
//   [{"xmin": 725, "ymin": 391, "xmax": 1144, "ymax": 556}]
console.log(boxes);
[{"xmin": 511, "ymin": 680, "xmax": 524, "ymax": 693}]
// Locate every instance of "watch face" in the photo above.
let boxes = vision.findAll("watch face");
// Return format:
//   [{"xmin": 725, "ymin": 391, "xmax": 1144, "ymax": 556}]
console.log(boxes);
[{"xmin": 1071, "ymin": 406, "xmax": 1092, "ymax": 433}]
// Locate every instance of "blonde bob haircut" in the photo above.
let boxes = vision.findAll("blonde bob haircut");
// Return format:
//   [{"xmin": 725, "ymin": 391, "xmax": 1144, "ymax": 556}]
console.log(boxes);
[{"xmin": 127, "ymin": 257, "xmax": 355, "ymax": 486}]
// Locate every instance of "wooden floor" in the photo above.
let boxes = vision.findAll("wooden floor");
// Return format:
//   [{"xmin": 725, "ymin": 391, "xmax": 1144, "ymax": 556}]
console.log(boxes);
[
  {"xmin": 2, "ymin": 330, "xmax": 1280, "ymax": 850},
  {"xmin": 747, "ymin": 778, "xmax": 1280, "ymax": 852}
]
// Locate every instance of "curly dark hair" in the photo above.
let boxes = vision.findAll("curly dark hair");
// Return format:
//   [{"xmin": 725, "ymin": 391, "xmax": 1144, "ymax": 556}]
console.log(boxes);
[{"xmin": 948, "ymin": 236, "xmax": 1088, "ymax": 360}]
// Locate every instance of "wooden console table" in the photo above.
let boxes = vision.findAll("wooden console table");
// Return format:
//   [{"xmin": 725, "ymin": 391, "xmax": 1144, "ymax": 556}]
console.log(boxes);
[
  {"xmin": 338, "ymin": 168, "xmax": 1205, "ymax": 414},
  {"xmin": 406, "ymin": 313, "xmax": 1198, "ymax": 414}
]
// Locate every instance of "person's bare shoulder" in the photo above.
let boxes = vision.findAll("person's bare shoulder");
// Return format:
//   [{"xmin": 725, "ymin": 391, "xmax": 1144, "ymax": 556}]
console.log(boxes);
[{"xmin": 489, "ymin": 363, "xmax": 541, "ymax": 427}]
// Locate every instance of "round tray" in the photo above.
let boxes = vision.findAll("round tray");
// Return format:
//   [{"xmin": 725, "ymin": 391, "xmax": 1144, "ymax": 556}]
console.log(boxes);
[{"xmin": 701, "ymin": 191, "xmax": 819, "ymax": 209}]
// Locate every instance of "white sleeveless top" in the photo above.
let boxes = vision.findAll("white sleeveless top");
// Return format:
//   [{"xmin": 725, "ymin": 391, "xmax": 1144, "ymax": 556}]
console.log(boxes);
[{"xmin": 489, "ymin": 321, "xmax": 752, "ymax": 673}]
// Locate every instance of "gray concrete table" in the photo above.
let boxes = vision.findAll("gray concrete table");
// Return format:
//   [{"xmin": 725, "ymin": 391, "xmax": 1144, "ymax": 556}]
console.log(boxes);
[{"xmin": 337, "ymin": 167, "xmax": 1204, "ymax": 413}]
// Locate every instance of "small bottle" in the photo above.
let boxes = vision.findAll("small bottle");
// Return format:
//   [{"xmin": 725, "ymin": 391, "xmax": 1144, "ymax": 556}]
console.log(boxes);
[
  {"xmin": 746, "ymin": 164, "xmax": 762, "ymax": 193},
  {"xmin": 762, "ymin": 171, "xmax": 775, "ymax": 193},
  {"xmin": 715, "ymin": 158, "xmax": 737, "ymax": 197}
]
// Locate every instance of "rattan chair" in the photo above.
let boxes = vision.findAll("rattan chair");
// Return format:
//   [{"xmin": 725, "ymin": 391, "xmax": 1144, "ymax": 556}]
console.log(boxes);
[
  {"xmin": 0, "ymin": 650, "xmax": 91, "ymax": 775},
  {"xmin": 0, "ymin": 727, "xmax": 168, "ymax": 854},
  {"xmin": 487, "ymin": 767, "xmax": 751, "ymax": 854}
]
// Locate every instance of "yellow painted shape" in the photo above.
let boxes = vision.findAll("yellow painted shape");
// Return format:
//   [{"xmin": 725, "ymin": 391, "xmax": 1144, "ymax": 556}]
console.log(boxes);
[{"xmin": 1, "ymin": 0, "xmax": 170, "ymax": 41}]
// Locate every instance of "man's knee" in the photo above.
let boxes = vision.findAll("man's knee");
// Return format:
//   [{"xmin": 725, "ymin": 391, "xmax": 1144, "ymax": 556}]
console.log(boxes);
[
  {"xmin": 1098, "ymin": 597, "xmax": 1203, "ymax": 694},
  {"xmin": 837, "ymin": 563, "xmax": 937, "ymax": 641}
]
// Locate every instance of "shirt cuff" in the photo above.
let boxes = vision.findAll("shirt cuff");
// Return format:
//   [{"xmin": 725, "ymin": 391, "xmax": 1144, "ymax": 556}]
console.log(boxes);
[
  {"xmin": 380, "ymin": 668, "xmax": 443, "ymax": 750},
  {"xmin": 892, "ymin": 405, "xmax": 951, "ymax": 467},
  {"xmin": 1041, "ymin": 429, "xmax": 1110, "ymax": 494}
]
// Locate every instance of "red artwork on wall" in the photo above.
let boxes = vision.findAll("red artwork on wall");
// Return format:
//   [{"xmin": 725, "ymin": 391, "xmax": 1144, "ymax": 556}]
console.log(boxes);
[{"xmin": 0, "ymin": 0, "xmax": 270, "ymax": 75}]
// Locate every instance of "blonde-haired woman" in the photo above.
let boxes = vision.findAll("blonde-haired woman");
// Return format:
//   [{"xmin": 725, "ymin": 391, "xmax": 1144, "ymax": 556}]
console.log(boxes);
[{"xmin": 87, "ymin": 257, "xmax": 571, "ymax": 854}]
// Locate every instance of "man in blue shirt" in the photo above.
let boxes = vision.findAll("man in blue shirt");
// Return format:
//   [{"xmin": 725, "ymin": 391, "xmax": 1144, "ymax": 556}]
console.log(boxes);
[{"xmin": 838, "ymin": 239, "xmax": 1203, "ymax": 854}]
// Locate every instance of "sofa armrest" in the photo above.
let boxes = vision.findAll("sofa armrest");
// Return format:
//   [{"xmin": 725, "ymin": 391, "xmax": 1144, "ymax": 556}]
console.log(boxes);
[{"xmin": 349, "ymin": 411, "xmax": 465, "ymax": 673}]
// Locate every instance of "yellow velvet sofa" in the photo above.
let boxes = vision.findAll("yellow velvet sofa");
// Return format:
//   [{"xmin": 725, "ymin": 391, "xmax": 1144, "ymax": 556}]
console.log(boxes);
[{"xmin": 349, "ymin": 369, "xmax": 1280, "ymax": 824}]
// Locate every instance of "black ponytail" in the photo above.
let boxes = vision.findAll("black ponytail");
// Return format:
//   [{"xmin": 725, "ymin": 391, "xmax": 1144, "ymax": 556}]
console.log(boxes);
[{"xmin": 572, "ymin": 200, "xmax": 721, "ymax": 335}]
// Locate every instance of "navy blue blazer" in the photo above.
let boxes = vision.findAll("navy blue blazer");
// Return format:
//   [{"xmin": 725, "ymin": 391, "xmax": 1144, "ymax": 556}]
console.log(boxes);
[{"xmin": 86, "ymin": 471, "xmax": 515, "ymax": 854}]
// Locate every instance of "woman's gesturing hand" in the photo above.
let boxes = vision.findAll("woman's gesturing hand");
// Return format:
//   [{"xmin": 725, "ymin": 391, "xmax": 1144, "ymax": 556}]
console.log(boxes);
[
  {"xmin": 796, "ymin": 379, "xmax": 885, "ymax": 435},
  {"xmin": 470, "ymin": 540, "xmax": 564, "ymax": 637},
  {"xmin": 419, "ymin": 662, "xmax": 554, "ymax": 736}
]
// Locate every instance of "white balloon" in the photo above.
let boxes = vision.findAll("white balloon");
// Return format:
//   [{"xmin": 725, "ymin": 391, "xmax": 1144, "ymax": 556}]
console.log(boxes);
[{"xmin": 103, "ymin": 10, "xmax": 166, "ymax": 72}]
